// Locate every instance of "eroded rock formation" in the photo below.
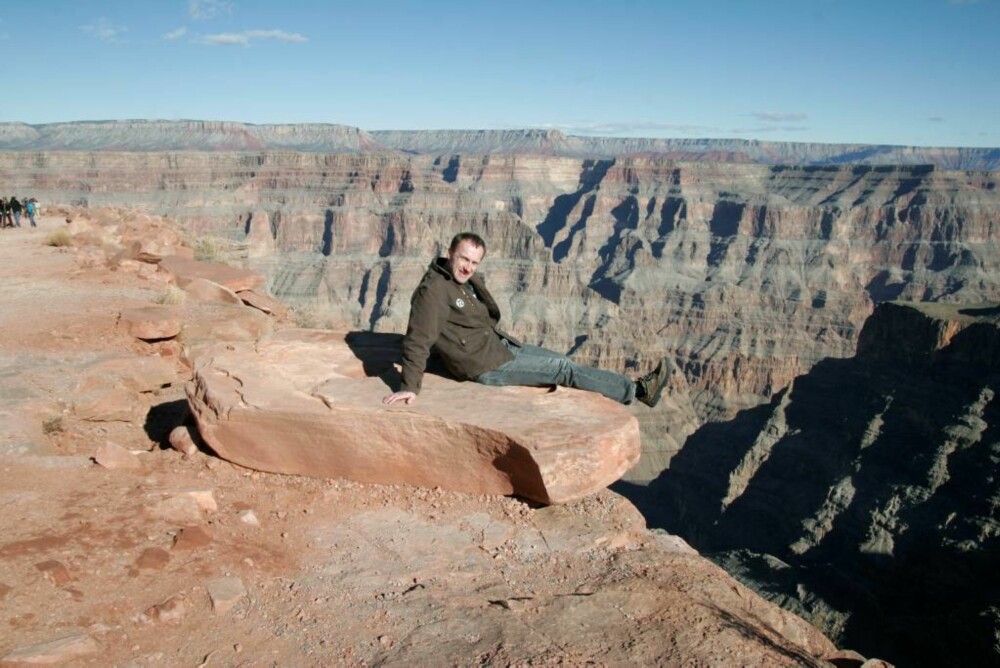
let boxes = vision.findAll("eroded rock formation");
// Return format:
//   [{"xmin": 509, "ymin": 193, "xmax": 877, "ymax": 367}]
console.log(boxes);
[
  {"xmin": 186, "ymin": 329, "xmax": 641, "ymax": 505},
  {"xmin": 0, "ymin": 211, "xmax": 867, "ymax": 665},
  {"xmin": 3, "ymin": 151, "xmax": 997, "ymax": 481},
  {"xmin": 1, "ymin": 125, "xmax": 997, "ymax": 664}
]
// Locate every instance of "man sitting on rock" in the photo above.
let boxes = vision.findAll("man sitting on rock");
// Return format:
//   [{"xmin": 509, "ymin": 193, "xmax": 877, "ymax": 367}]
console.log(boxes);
[{"xmin": 382, "ymin": 232, "xmax": 671, "ymax": 407}]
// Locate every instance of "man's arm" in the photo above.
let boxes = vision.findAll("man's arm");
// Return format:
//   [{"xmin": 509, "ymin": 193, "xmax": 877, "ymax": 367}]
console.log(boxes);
[{"xmin": 383, "ymin": 282, "xmax": 448, "ymax": 405}]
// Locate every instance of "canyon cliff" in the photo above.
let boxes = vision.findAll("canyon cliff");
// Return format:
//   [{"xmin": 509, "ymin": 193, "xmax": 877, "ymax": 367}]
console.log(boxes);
[
  {"xmin": 0, "ymin": 211, "xmax": 854, "ymax": 666},
  {"xmin": 2, "ymin": 150, "xmax": 998, "ymax": 481},
  {"xmin": 1, "ymin": 121, "xmax": 998, "ymax": 665},
  {"xmin": 625, "ymin": 301, "xmax": 1000, "ymax": 666},
  {"xmin": 3, "ymin": 120, "xmax": 999, "ymax": 169}
]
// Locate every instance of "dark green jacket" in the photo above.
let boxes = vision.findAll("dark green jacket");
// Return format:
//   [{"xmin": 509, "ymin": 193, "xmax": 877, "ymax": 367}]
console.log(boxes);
[{"xmin": 400, "ymin": 258, "xmax": 517, "ymax": 394}]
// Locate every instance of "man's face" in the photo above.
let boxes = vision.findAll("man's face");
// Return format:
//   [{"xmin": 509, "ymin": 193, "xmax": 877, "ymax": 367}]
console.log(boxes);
[{"xmin": 447, "ymin": 240, "xmax": 485, "ymax": 284}]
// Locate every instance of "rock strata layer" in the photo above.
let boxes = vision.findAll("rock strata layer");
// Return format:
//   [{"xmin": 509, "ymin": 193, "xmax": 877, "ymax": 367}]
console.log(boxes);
[
  {"xmin": 186, "ymin": 330, "xmax": 641, "ymax": 504},
  {"xmin": 1, "ymin": 120, "xmax": 997, "ymax": 169},
  {"xmin": 8, "ymin": 157, "xmax": 998, "ymax": 460}
]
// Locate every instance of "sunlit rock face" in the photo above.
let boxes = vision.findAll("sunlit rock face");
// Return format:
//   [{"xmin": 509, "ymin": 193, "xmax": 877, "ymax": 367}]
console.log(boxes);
[
  {"xmin": 3, "ymin": 151, "xmax": 999, "ymax": 480},
  {"xmin": 186, "ymin": 330, "xmax": 641, "ymax": 506}
]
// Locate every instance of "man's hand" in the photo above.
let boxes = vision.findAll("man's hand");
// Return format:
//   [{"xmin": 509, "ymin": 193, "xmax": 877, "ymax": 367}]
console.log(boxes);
[{"xmin": 382, "ymin": 391, "xmax": 416, "ymax": 405}]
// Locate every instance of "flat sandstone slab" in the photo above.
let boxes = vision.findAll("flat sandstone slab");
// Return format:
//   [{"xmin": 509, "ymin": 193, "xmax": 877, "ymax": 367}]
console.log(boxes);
[
  {"xmin": 159, "ymin": 255, "xmax": 265, "ymax": 292},
  {"xmin": 186, "ymin": 329, "xmax": 640, "ymax": 504}
]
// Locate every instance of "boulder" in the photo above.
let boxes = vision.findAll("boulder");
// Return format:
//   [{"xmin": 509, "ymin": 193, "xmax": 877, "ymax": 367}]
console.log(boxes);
[
  {"xmin": 182, "ymin": 277, "xmax": 243, "ymax": 305},
  {"xmin": 237, "ymin": 289, "xmax": 288, "ymax": 319},
  {"xmin": 145, "ymin": 594, "xmax": 187, "ymax": 624},
  {"xmin": 119, "ymin": 221, "xmax": 192, "ymax": 263},
  {"xmin": 168, "ymin": 425, "xmax": 198, "ymax": 456},
  {"xmin": 205, "ymin": 577, "xmax": 247, "ymax": 614},
  {"xmin": 185, "ymin": 330, "xmax": 641, "ymax": 505},
  {"xmin": 158, "ymin": 255, "xmax": 265, "ymax": 293},
  {"xmin": 93, "ymin": 442, "xmax": 141, "ymax": 470},
  {"xmin": 137, "ymin": 262, "xmax": 160, "ymax": 280},
  {"xmin": 117, "ymin": 306, "xmax": 182, "ymax": 341},
  {"xmin": 64, "ymin": 219, "xmax": 106, "ymax": 247},
  {"xmin": 146, "ymin": 488, "xmax": 217, "ymax": 523},
  {"xmin": 178, "ymin": 302, "xmax": 272, "ymax": 364}
]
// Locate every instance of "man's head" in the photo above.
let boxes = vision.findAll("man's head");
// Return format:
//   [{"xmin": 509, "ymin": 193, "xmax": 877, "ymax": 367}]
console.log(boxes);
[{"xmin": 446, "ymin": 232, "xmax": 486, "ymax": 284}]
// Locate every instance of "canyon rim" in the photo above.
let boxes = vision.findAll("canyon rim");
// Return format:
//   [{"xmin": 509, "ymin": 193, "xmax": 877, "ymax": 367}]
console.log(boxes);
[{"xmin": 1, "ymin": 120, "xmax": 998, "ymax": 665}]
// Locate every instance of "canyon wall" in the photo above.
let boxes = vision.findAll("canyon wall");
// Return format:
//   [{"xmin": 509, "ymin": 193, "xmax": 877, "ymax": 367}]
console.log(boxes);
[
  {"xmin": 2, "ymin": 150, "xmax": 998, "ymax": 480},
  {"xmin": 625, "ymin": 301, "xmax": 1000, "ymax": 666},
  {"xmin": 2, "ymin": 131, "xmax": 998, "ymax": 665},
  {"xmin": 3, "ymin": 121, "xmax": 1000, "ymax": 169}
]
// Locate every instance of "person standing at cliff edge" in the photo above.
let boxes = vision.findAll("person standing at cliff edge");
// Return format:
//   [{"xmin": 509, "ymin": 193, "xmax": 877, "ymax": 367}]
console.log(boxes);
[
  {"xmin": 9, "ymin": 196, "xmax": 22, "ymax": 228},
  {"xmin": 382, "ymin": 232, "xmax": 672, "ymax": 407},
  {"xmin": 25, "ymin": 198, "xmax": 37, "ymax": 227}
]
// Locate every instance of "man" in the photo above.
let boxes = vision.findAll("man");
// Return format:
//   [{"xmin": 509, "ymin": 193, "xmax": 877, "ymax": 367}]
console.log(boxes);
[
  {"xmin": 8, "ymin": 196, "xmax": 21, "ymax": 227},
  {"xmin": 26, "ymin": 198, "xmax": 37, "ymax": 227},
  {"xmin": 382, "ymin": 232, "xmax": 671, "ymax": 407}
]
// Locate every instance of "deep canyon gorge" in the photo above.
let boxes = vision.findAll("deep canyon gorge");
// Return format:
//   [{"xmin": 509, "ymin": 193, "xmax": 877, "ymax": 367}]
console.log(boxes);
[{"xmin": 1, "ymin": 121, "xmax": 998, "ymax": 665}]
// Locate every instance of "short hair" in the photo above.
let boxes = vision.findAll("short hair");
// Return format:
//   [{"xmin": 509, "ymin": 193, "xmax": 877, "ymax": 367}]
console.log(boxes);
[{"xmin": 449, "ymin": 232, "xmax": 486, "ymax": 255}]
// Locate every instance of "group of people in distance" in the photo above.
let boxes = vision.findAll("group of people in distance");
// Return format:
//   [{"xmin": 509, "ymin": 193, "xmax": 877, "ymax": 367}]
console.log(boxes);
[{"xmin": 0, "ymin": 196, "xmax": 39, "ymax": 229}]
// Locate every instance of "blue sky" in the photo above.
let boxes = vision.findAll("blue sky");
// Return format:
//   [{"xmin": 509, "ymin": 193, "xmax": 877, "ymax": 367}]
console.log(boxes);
[{"xmin": 1, "ymin": 0, "xmax": 997, "ymax": 147}]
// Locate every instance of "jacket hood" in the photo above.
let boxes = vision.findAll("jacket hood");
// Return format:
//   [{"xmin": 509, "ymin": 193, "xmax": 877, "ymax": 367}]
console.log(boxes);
[{"xmin": 430, "ymin": 256, "xmax": 455, "ymax": 281}]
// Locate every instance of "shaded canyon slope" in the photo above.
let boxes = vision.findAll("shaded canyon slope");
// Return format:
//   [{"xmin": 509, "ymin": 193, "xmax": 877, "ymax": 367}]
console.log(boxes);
[{"xmin": 623, "ymin": 301, "xmax": 1000, "ymax": 666}]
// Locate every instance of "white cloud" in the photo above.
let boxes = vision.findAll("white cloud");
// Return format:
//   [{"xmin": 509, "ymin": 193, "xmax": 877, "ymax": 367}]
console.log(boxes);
[
  {"xmin": 190, "ymin": 0, "xmax": 233, "ymax": 20},
  {"xmin": 245, "ymin": 29, "xmax": 307, "ymax": 42},
  {"xmin": 199, "ymin": 32, "xmax": 247, "ymax": 45},
  {"xmin": 164, "ymin": 26, "xmax": 188, "ymax": 40},
  {"xmin": 749, "ymin": 112, "xmax": 808, "ymax": 122},
  {"xmin": 197, "ymin": 29, "xmax": 307, "ymax": 45},
  {"xmin": 80, "ymin": 18, "xmax": 127, "ymax": 42},
  {"xmin": 730, "ymin": 125, "xmax": 809, "ymax": 134}
]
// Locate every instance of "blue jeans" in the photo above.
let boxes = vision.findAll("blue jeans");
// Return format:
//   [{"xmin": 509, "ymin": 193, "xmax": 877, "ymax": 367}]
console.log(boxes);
[
  {"xmin": 474, "ymin": 339, "xmax": 636, "ymax": 404},
  {"xmin": 13, "ymin": 211, "xmax": 20, "ymax": 227}
]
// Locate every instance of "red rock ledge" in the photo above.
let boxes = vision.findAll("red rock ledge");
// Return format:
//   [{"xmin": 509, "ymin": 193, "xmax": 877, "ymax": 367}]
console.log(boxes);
[{"xmin": 186, "ymin": 329, "xmax": 641, "ymax": 505}]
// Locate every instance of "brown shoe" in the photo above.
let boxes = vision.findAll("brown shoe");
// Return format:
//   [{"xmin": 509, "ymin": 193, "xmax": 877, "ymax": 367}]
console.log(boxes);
[{"xmin": 637, "ymin": 357, "xmax": 672, "ymax": 407}]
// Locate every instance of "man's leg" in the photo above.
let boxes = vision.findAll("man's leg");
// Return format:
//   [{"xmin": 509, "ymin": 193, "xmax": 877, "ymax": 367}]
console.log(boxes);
[{"xmin": 474, "ymin": 342, "xmax": 636, "ymax": 404}]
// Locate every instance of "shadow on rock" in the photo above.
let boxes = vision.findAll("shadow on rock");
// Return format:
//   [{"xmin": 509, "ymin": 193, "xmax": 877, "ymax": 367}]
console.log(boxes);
[
  {"xmin": 344, "ymin": 330, "xmax": 455, "ymax": 391},
  {"xmin": 144, "ymin": 398, "xmax": 191, "ymax": 449}
]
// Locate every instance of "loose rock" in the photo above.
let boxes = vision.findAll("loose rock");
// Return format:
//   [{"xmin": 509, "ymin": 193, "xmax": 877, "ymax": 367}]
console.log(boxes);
[
  {"xmin": 93, "ymin": 441, "xmax": 141, "ymax": 470},
  {"xmin": 168, "ymin": 426, "xmax": 198, "ymax": 456},
  {"xmin": 205, "ymin": 577, "xmax": 247, "ymax": 614},
  {"xmin": 172, "ymin": 526, "xmax": 213, "ymax": 551},
  {"xmin": 0, "ymin": 633, "xmax": 99, "ymax": 664}
]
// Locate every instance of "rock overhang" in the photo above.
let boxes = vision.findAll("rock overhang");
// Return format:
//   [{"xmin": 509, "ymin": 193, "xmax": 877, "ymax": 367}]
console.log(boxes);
[{"xmin": 186, "ymin": 329, "xmax": 641, "ymax": 505}]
